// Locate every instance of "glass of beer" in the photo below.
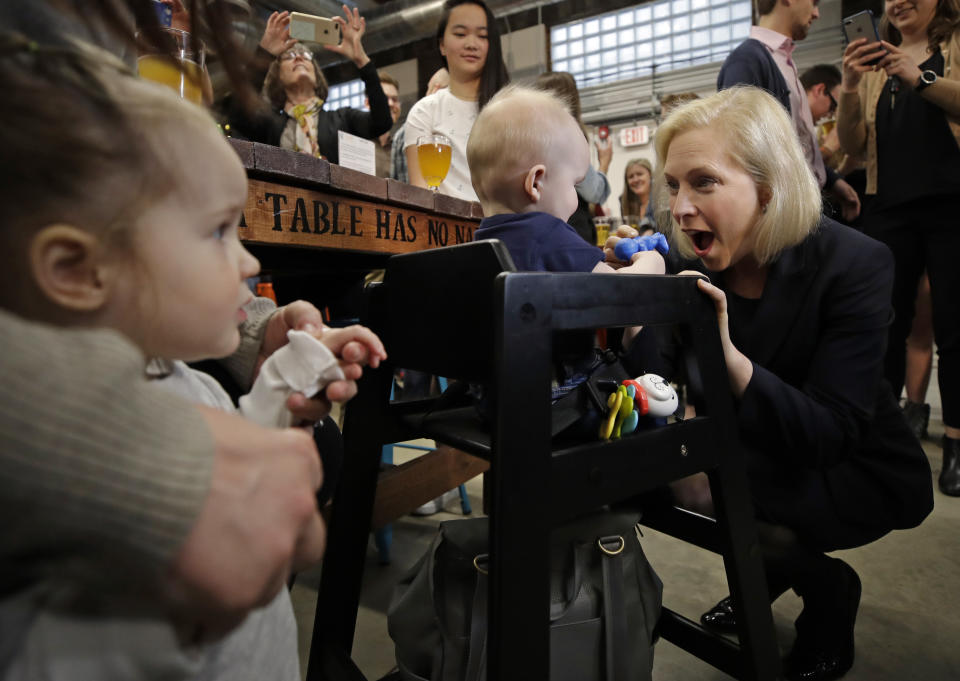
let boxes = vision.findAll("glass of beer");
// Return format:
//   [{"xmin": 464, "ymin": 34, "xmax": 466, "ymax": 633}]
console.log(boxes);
[
  {"xmin": 137, "ymin": 27, "xmax": 205, "ymax": 104},
  {"xmin": 417, "ymin": 134, "xmax": 453, "ymax": 191}
]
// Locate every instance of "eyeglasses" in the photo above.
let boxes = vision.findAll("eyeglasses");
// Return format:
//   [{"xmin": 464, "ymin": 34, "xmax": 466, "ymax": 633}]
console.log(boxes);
[
  {"xmin": 280, "ymin": 48, "xmax": 313, "ymax": 62},
  {"xmin": 826, "ymin": 89, "xmax": 838, "ymax": 114}
]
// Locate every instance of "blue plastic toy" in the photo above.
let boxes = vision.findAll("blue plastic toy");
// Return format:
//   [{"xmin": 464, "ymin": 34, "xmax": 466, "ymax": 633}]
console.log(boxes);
[{"xmin": 614, "ymin": 232, "xmax": 670, "ymax": 262}]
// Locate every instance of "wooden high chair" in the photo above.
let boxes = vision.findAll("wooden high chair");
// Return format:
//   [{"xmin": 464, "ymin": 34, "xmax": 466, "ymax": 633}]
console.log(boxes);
[{"xmin": 306, "ymin": 239, "xmax": 782, "ymax": 681}]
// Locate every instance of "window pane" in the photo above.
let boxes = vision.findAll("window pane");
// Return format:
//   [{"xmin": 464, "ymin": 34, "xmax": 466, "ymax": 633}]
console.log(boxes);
[
  {"xmin": 711, "ymin": 25, "xmax": 730, "ymax": 43},
  {"xmin": 732, "ymin": 2, "xmax": 751, "ymax": 20},
  {"xmin": 711, "ymin": 7, "xmax": 730, "ymax": 23},
  {"xmin": 550, "ymin": 2, "xmax": 735, "ymax": 88}
]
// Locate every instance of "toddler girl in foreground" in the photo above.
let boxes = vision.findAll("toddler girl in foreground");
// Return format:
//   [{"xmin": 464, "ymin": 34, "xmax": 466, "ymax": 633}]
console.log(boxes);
[{"xmin": 0, "ymin": 40, "xmax": 384, "ymax": 680}]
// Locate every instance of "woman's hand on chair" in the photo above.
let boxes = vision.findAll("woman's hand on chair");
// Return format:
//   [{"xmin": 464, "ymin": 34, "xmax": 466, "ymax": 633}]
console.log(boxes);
[{"xmin": 679, "ymin": 272, "xmax": 753, "ymax": 397}]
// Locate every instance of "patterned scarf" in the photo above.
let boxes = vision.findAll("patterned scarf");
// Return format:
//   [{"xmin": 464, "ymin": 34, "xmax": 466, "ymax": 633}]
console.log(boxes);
[{"xmin": 284, "ymin": 96, "xmax": 324, "ymax": 159}]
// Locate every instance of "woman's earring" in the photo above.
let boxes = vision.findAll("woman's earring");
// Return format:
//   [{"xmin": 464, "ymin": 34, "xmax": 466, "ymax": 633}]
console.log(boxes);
[{"xmin": 761, "ymin": 203, "xmax": 768, "ymax": 214}]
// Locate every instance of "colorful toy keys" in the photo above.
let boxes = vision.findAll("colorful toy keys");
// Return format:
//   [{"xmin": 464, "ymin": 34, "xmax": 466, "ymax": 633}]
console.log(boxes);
[{"xmin": 599, "ymin": 373, "xmax": 679, "ymax": 441}]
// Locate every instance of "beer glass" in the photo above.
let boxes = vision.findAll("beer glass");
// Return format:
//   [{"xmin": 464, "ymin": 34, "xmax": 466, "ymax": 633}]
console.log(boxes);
[
  {"xmin": 417, "ymin": 134, "xmax": 452, "ymax": 191},
  {"xmin": 137, "ymin": 27, "xmax": 205, "ymax": 104}
]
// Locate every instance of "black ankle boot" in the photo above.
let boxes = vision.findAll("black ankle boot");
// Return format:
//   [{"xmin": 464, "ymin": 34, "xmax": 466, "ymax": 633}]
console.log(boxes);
[{"xmin": 940, "ymin": 437, "xmax": 960, "ymax": 497}]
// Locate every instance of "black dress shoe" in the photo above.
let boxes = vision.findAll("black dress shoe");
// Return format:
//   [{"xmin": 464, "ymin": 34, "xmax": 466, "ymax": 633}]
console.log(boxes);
[
  {"xmin": 939, "ymin": 436, "xmax": 960, "ymax": 496},
  {"xmin": 700, "ymin": 595, "xmax": 738, "ymax": 632},
  {"xmin": 784, "ymin": 649, "xmax": 854, "ymax": 681},
  {"xmin": 785, "ymin": 561, "xmax": 861, "ymax": 681}
]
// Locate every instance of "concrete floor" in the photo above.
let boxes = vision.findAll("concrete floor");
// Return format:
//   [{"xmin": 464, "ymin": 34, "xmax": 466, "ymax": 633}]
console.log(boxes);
[{"xmin": 292, "ymin": 383, "xmax": 960, "ymax": 680}]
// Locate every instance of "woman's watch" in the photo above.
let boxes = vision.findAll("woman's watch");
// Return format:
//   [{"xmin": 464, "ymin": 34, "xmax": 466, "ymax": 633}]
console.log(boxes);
[{"xmin": 916, "ymin": 70, "xmax": 937, "ymax": 91}]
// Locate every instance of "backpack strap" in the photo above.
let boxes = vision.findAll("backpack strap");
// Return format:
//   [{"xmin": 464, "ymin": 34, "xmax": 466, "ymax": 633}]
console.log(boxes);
[{"xmin": 599, "ymin": 535, "xmax": 631, "ymax": 681}]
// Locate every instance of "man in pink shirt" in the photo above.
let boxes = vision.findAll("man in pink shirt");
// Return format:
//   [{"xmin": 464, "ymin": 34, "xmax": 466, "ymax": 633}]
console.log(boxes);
[{"xmin": 717, "ymin": 0, "xmax": 861, "ymax": 222}]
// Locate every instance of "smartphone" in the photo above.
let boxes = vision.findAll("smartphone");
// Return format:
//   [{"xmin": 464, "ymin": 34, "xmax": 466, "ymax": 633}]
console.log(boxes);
[
  {"xmin": 289, "ymin": 12, "xmax": 342, "ymax": 46},
  {"xmin": 842, "ymin": 10, "xmax": 884, "ymax": 65}
]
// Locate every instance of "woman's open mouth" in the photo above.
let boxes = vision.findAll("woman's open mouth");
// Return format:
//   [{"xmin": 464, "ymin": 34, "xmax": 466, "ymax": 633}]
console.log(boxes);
[{"xmin": 685, "ymin": 230, "xmax": 715, "ymax": 257}]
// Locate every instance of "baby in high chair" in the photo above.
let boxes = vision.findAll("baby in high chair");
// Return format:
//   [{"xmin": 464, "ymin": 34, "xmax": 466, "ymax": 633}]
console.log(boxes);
[{"xmin": 467, "ymin": 85, "xmax": 665, "ymax": 277}]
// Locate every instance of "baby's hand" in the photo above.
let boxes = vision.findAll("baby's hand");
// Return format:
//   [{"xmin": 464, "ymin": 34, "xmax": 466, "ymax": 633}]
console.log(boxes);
[
  {"xmin": 616, "ymin": 250, "xmax": 666, "ymax": 275},
  {"xmin": 317, "ymin": 324, "xmax": 387, "ymax": 373},
  {"xmin": 602, "ymin": 224, "xmax": 639, "ymax": 266}
]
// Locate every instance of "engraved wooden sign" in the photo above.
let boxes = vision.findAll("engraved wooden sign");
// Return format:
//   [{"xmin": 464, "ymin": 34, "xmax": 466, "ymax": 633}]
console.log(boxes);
[{"xmin": 240, "ymin": 179, "xmax": 478, "ymax": 255}]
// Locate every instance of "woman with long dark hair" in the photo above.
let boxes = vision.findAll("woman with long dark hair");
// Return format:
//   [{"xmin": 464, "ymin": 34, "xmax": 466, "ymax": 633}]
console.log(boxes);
[{"xmin": 404, "ymin": 0, "xmax": 510, "ymax": 200}]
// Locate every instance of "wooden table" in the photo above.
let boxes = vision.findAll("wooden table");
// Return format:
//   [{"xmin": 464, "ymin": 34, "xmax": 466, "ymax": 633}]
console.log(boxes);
[{"xmin": 229, "ymin": 139, "xmax": 483, "ymax": 273}]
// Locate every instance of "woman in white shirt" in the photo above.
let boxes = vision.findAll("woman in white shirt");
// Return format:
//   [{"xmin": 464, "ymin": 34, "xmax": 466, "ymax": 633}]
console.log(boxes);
[{"xmin": 404, "ymin": 0, "xmax": 509, "ymax": 200}]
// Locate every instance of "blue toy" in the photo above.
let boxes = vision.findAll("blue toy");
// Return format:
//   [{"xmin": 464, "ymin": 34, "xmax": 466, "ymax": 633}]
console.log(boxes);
[{"xmin": 613, "ymin": 232, "xmax": 670, "ymax": 262}]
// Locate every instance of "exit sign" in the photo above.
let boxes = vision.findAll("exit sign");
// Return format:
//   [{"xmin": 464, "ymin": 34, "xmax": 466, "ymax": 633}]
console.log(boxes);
[{"xmin": 619, "ymin": 125, "xmax": 650, "ymax": 147}]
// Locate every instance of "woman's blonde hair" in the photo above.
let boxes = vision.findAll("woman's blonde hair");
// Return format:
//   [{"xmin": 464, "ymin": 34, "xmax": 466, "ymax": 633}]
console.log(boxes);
[
  {"xmin": 620, "ymin": 158, "xmax": 653, "ymax": 217},
  {"xmin": 653, "ymin": 86, "xmax": 822, "ymax": 266}
]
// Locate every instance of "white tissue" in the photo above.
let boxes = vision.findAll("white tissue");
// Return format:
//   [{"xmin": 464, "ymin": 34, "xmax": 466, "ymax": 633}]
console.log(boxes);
[{"xmin": 239, "ymin": 329, "xmax": 346, "ymax": 428}]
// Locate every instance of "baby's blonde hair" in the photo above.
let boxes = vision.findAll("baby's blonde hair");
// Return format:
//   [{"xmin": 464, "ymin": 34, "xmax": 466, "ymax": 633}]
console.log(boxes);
[
  {"xmin": 654, "ymin": 86, "xmax": 822, "ymax": 265},
  {"xmin": 466, "ymin": 85, "xmax": 578, "ymax": 203}
]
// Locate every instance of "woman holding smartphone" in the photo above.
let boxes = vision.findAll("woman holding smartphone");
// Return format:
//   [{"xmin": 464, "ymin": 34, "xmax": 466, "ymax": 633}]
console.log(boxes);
[
  {"xmin": 227, "ymin": 4, "xmax": 392, "ymax": 165},
  {"xmin": 837, "ymin": 0, "xmax": 960, "ymax": 496},
  {"xmin": 403, "ymin": 0, "xmax": 510, "ymax": 200}
]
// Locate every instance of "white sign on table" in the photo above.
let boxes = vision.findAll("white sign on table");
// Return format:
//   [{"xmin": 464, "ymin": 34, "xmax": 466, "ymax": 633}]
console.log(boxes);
[{"xmin": 338, "ymin": 130, "xmax": 376, "ymax": 176}]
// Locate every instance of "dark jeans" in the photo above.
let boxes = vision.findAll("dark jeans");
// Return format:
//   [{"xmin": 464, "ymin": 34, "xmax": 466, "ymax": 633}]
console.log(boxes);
[{"xmin": 863, "ymin": 195, "xmax": 960, "ymax": 428}]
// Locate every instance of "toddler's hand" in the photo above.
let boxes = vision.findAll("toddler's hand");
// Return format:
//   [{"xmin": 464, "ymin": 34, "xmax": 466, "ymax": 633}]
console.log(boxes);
[{"xmin": 317, "ymin": 324, "xmax": 387, "ymax": 370}]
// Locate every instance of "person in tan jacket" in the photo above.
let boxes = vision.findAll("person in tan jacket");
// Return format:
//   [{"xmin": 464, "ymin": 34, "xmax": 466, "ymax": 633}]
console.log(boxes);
[{"xmin": 837, "ymin": 0, "xmax": 960, "ymax": 497}]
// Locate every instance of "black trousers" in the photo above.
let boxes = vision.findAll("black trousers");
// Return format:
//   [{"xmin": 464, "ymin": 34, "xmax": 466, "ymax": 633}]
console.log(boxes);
[{"xmin": 863, "ymin": 195, "xmax": 960, "ymax": 428}]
